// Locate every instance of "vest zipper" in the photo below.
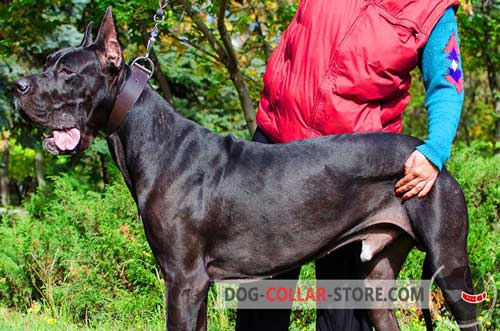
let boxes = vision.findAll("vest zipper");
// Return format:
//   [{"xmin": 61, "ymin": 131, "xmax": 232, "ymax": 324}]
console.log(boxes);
[{"xmin": 310, "ymin": 3, "xmax": 370, "ymax": 129}]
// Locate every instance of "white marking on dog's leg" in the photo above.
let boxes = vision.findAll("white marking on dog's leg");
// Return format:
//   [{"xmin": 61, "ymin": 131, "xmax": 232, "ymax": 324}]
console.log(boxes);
[{"xmin": 360, "ymin": 240, "xmax": 374, "ymax": 262}]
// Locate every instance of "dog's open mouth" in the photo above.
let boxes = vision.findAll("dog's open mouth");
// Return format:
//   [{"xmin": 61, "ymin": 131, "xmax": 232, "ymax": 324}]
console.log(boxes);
[{"xmin": 43, "ymin": 128, "xmax": 81, "ymax": 155}]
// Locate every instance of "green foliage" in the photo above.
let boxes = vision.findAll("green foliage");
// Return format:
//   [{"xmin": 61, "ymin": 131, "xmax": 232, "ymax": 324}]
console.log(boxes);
[
  {"xmin": 446, "ymin": 142, "xmax": 500, "ymax": 281},
  {"xmin": 0, "ymin": 142, "xmax": 498, "ymax": 330},
  {"xmin": 157, "ymin": 49, "xmax": 249, "ymax": 139},
  {"xmin": 7, "ymin": 141, "xmax": 36, "ymax": 183},
  {"xmin": 0, "ymin": 176, "xmax": 164, "ymax": 328}
]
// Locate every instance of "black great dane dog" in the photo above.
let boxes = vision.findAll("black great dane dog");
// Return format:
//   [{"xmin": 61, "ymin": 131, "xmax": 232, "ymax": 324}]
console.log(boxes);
[{"xmin": 14, "ymin": 7, "xmax": 479, "ymax": 331}]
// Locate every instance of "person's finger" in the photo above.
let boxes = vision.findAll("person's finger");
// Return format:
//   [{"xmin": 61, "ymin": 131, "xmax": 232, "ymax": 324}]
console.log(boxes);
[
  {"xmin": 418, "ymin": 176, "xmax": 437, "ymax": 199},
  {"xmin": 403, "ymin": 152, "xmax": 417, "ymax": 176},
  {"xmin": 395, "ymin": 176, "xmax": 421, "ymax": 195},
  {"xmin": 402, "ymin": 180, "xmax": 427, "ymax": 200},
  {"xmin": 395, "ymin": 152, "xmax": 419, "ymax": 190}
]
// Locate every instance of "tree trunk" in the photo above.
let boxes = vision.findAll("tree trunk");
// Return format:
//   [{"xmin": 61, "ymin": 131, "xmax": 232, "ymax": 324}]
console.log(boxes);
[
  {"xmin": 99, "ymin": 153, "xmax": 109, "ymax": 189},
  {"xmin": 179, "ymin": 0, "xmax": 257, "ymax": 135},
  {"xmin": 149, "ymin": 48, "xmax": 174, "ymax": 103},
  {"xmin": 493, "ymin": 108, "xmax": 499, "ymax": 154},
  {"xmin": 485, "ymin": 58, "xmax": 500, "ymax": 153},
  {"xmin": 139, "ymin": 24, "xmax": 173, "ymax": 103},
  {"xmin": 217, "ymin": 0, "xmax": 256, "ymax": 135},
  {"xmin": 248, "ymin": 1, "xmax": 272, "ymax": 63},
  {"xmin": 228, "ymin": 68, "xmax": 257, "ymax": 134},
  {"xmin": 35, "ymin": 149, "xmax": 45, "ymax": 187},
  {"xmin": 0, "ymin": 137, "xmax": 9, "ymax": 206},
  {"xmin": 461, "ymin": 76, "xmax": 479, "ymax": 146},
  {"xmin": 481, "ymin": 0, "xmax": 500, "ymax": 153}
]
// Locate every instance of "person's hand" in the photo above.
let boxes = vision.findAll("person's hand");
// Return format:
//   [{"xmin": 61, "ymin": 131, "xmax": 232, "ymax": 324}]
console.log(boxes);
[{"xmin": 395, "ymin": 150, "xmax": 439, "ymax": 200}]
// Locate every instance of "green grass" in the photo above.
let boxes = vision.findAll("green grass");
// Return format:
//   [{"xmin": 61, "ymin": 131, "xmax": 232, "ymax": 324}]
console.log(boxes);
[
  {"xmin": 0, "ymin": 307, "xmax": 165, "ymax": 331},
  {"xmin": 0, "ymin": 307, "xmax": 470, "ymax": 331}
]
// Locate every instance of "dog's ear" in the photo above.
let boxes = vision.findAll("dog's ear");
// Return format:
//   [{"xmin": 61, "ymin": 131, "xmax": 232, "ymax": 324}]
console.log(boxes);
[
  {"xmin": 94, "ymin": 6, "xmax": 122, "ymax": 68},
  {"xmin": 80, "ymin": 22, "xmax": 94, "ymax": 47}
]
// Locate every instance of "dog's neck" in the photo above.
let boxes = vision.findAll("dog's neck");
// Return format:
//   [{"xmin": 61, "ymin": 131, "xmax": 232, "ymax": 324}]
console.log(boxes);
[{"xmin": 106, "ymin": 83, "xmax": 219, "ymax": 205}]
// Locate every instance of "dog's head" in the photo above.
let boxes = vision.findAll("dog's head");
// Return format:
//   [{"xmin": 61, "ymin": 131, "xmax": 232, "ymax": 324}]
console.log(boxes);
[{"xmin": 13, "ymin": 7, "xmax": 124, "ymax": 155}]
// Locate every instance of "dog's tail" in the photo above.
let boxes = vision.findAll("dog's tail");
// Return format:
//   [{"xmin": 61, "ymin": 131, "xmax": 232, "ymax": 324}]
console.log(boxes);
[{"xmin": 422, "ymin": 254, "xmax": 434, "ymax": 331}]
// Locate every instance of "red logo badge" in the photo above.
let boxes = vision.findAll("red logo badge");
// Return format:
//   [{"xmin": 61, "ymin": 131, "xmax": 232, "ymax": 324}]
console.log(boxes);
[{"xmin": 461, "ymin": 291, "xmax": 487, "ymax": 304}]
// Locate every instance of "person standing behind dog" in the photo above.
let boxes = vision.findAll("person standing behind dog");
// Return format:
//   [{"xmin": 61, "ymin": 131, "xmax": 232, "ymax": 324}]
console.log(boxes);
[{"xmin": 236, "ymin": 0, "xmax": 464, "ymax": 330}]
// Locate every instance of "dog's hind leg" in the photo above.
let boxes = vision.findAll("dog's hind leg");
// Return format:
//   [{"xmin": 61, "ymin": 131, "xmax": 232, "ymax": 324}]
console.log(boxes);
[
  {"xmin": 421, "ymin": 254, "xmax": 438, "ymax": 331},
  {"xmin": 420, "ymin": 251, "xmax": 478, "ymax": 331},
  {"xmin": 365, "ymin": 233, "xmax": 414, "ymax": 331},
  {"xmin": 406, "ymin": 174, "xmax": 479, "ymax": 331}
]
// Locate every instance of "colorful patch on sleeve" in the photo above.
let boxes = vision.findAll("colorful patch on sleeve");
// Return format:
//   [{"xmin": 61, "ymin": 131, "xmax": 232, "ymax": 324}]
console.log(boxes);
[{"xmin": 444, "ymin": 32, "xmax": 464, "ymax": 94}]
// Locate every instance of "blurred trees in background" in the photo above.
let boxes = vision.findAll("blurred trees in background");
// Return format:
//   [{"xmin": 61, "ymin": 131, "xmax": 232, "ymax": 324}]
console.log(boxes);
[
  {"xmin": 404, "ymin": 0, "xmax": 500, "ymax": 149},
  {"xmin": 0, "ymin": 2, "xmax": 499, "ymax": 330},
  {"xmin": 0, "ymin": 0, "xmax": 499, "ymax": 205}
]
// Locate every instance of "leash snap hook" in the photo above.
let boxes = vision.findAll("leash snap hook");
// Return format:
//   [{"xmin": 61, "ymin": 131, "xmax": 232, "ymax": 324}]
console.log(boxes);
[
  {"xmin": 145, "ymin": 23, "xmax": 160, "ymax": 58},
  {"xmin": 159, "ymin": 0, "xmax": 169, "ymax": 9}
]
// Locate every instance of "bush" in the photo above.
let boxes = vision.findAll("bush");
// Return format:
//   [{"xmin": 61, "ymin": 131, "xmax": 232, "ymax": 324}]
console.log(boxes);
[
  {"xmin": 0, "ymin": 141, "xmax": 498, "ymax": 330},
  {"xmin": 0, "ymin": 175, "xmax": 164, "ymax": 328}
]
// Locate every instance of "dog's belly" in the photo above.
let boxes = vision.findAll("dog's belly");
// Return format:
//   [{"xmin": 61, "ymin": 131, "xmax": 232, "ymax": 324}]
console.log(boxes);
[{"xmin": 205, "ymin": 204, "xmax": 415, "ymax": 280}]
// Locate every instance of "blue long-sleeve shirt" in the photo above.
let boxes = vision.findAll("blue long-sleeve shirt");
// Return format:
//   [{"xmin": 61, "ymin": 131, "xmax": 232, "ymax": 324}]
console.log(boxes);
[{"xmin": 416, "ymin": 8, "xmax": 464, "ymax": 170}]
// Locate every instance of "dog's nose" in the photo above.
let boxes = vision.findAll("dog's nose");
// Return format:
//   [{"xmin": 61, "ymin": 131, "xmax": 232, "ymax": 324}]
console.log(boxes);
[{"xmin": 14, "ymin": 78, "xmax": 30, "ymax": 94}]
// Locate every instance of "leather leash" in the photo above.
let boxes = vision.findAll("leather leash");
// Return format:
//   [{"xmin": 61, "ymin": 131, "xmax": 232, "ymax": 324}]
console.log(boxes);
[{"xmin": 105, "ymin": 0, "xmax": 169, "ymax": 136}]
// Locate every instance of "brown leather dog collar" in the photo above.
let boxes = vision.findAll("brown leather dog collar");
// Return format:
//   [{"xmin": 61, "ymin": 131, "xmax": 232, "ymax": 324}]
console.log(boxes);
[{"xmin": 105, "ymin": 61, "xmax": 152, "ymax": 136}]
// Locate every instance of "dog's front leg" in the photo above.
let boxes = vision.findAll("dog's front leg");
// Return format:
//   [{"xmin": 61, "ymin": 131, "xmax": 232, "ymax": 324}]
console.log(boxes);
[
  {"xmin": 165, "ymin": 273, "xmax": 210, "ymax": 331},
  {"xmin": 195, "ymin": 297, "xmax": 208, "ymax": 331}
]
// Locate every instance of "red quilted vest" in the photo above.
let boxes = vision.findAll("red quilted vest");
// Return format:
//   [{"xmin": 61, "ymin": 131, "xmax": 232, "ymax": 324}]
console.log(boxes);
[{"xmin": 256, "ymin": 0, "xmax": 459, "ymax": 142}]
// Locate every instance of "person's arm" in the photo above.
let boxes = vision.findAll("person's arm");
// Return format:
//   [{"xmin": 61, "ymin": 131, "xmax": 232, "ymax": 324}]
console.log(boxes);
[
  {"xmin": 416, "ymin": 7, "xmax": 464, "ymax": 170},
  {"xmin": 395, "ymin": 7, "xmax": 464, "ymax": 199}
]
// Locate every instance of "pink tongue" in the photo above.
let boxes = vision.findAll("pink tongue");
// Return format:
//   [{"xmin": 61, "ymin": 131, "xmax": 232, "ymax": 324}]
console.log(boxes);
[{"xmin": 53, "ymin": 128, "xmax": 81, "ymax": 151}]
